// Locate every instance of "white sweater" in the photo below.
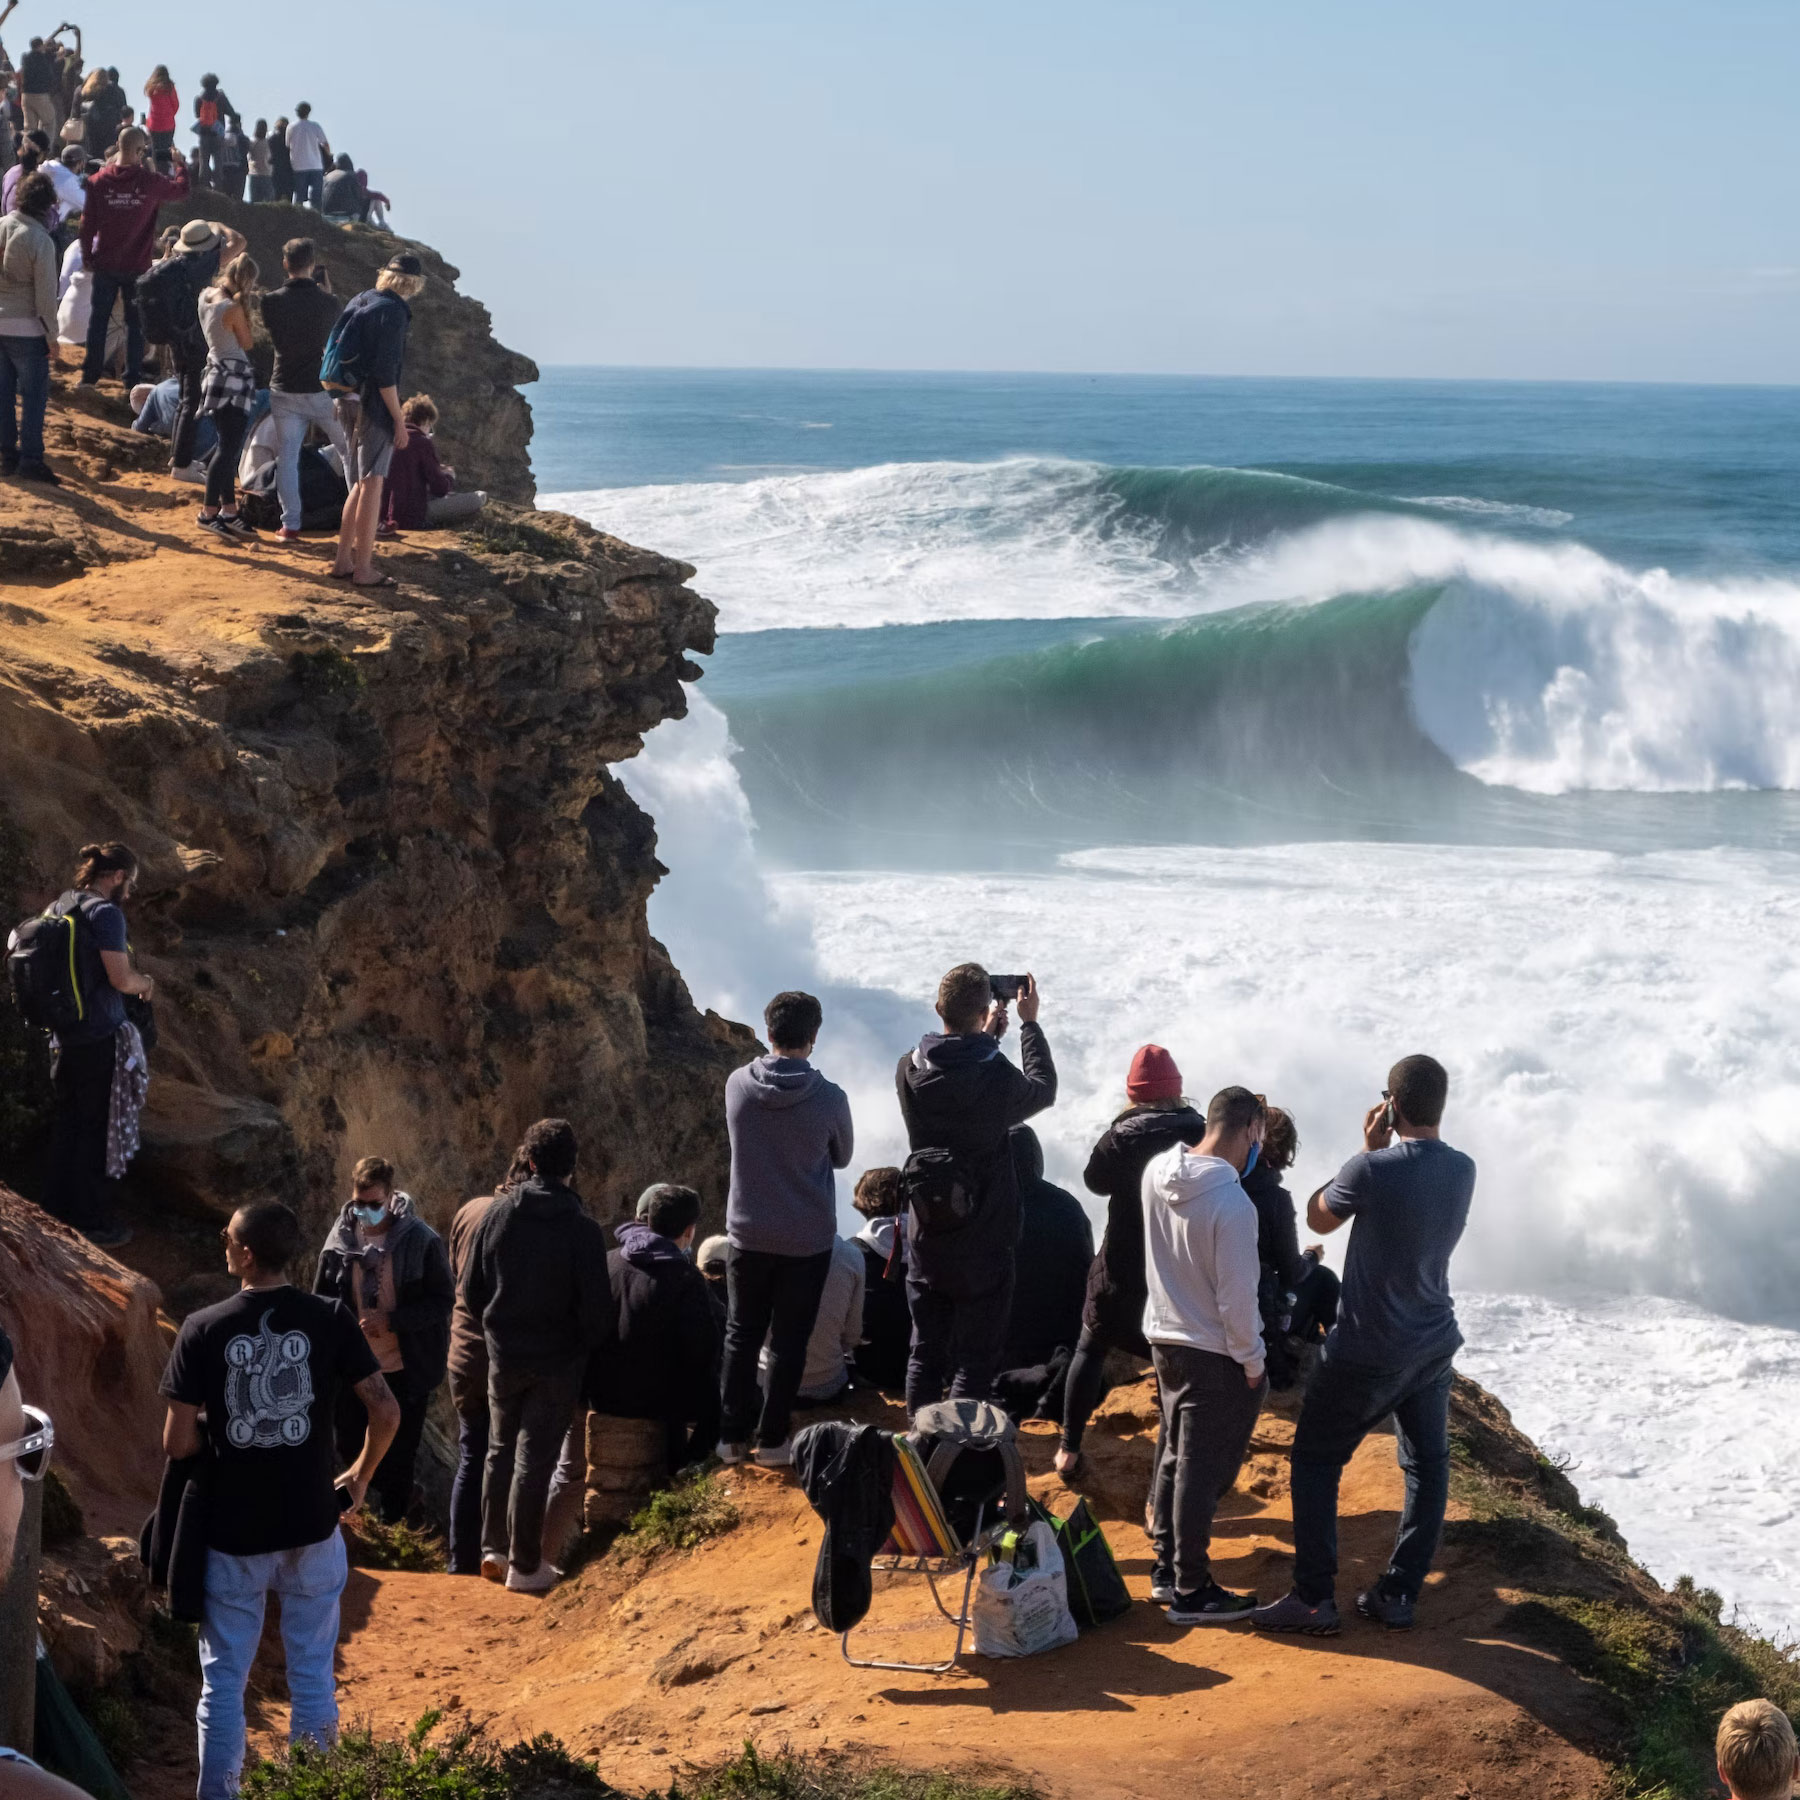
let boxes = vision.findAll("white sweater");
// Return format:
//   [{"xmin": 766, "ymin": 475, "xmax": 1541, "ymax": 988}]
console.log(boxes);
[{"xmin": 1141, "ymin": 1145, "xmax": 1265, "ymax": 1375}]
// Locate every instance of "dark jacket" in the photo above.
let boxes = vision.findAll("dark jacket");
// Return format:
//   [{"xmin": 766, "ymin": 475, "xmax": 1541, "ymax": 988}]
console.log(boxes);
[
  {"xmin": 328, "ymin": 286, "xmax": 411, "ymax": 398},
  {"xmin": 1241, "ymin": 1159, "xmax": 1307, "ymax": 1292},
  {"xmin": 896, "ymin": 1020, "xmax": 1056, "ymax": 1297},
  {"xmin": 794, "ymin": 1420, "xmax": 896, "ymax": 1633},
  {"xmin": 260, "ymin": 275, "xmax": 341, "ymax": 394},
  {"xmin": 584, "ymin": 1223, "xmax": 720, "ymax": 1457},
  {"xmin": 1080, "ymin": 1102, "xmax": 1207, "ymax": 1353},
  {"xmin": 312, "ymin": 1196, "xmax": 454, "ymax": 1390},
  {"xmin": 321, "ymin": 164, "xmax": 365, "ymax": 219},
  {"xmin": 852, "ymin": 1220, "xmax": 910, "ymax": 1393},
  {"xmin": 1002, "ymin": 1125, "xmax": 1094, "ymax": 1369},
  {"xmin": 382, "ymin": 427, "xmax": 453, "ymax": 529},
  {"xmin": 458, "ymin": 1175, "xmax": 614, "ymax": 1376},
  {"xmin": 140, "ymin": 1445, "xmax": 208, "ymax": 1623}
]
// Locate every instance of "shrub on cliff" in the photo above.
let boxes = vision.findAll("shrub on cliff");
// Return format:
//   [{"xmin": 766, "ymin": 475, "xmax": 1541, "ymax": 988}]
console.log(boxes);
[{"xmin": 668, "ymin": 1745, "xmax": 1036, "ymax": 1800}]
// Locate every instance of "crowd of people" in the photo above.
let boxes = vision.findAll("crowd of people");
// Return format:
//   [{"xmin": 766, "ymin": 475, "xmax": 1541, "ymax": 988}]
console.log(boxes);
[{"xmin": 0, "ymin": 27, "xmax": 480, "ymax": 570}]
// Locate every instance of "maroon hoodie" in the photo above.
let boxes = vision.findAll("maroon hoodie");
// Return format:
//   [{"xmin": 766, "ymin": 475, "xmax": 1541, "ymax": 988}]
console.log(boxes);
[{"xmin": 79, "ymin": 159, "xmax": 191, "ymax": 276}]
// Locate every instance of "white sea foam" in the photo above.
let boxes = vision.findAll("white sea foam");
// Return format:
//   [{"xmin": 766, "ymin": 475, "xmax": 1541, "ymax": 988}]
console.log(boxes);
[{"xmin": 1405, "ymin": 494, "xmax": 1575, "ymax": 528}]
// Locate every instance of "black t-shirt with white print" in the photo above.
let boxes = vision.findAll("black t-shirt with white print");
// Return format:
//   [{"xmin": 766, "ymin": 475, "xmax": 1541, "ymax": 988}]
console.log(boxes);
[{"xmin": 160, "ymin": 1284, "xmax": 380, "ymax": 1556}]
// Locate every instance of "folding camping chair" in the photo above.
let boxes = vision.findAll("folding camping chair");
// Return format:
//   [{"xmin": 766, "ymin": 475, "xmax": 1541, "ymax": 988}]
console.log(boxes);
[{"xmin": 840, "ymin": 1400, "xmax": 1029, "ymax": 1675}]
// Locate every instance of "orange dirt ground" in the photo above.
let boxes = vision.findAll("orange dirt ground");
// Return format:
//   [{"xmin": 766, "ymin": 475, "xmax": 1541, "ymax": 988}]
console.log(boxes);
[{"xmin": 219, "ymin": 1381, "xmax": 1610, "ymax": 1800}]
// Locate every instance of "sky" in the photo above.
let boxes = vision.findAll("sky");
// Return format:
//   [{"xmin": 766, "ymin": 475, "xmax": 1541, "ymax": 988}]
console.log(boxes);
[{"xmin": 63, "ymin": 0, "xmax": 1800, "ymax": 380}]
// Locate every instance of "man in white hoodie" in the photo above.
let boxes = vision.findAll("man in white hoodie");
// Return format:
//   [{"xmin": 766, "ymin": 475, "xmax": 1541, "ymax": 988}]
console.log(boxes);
[{"xmin": 1141, "ymin": 1085, "xmax": 1268, "ymax": 1624}]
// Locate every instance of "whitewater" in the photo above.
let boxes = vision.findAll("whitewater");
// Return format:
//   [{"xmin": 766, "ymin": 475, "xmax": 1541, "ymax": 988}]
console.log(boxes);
[{"xmin": 539, "ymin": 369, "xmax": 1800, "ymax": 1641}]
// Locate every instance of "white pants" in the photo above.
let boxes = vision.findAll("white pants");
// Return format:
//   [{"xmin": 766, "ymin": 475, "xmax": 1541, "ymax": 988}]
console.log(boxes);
[{"xmin": 270, "ymin": 390, "xmax": 350, "ymax": 531}]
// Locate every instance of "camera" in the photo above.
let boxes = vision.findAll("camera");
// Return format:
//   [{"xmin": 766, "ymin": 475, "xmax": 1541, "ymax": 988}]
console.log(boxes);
[{"xmin": 989, "ymin": 974, "xmax": 1028, "ymax": 1002}]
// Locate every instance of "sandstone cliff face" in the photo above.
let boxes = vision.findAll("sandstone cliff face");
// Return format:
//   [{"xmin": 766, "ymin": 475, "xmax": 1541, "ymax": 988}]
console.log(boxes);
[
  {"xmin": 0, "ymin": 392, "xmax": 754, "ymax": 1279},
  {"xmin": 161, "ymin": 191, "xmax": 538, "ymax": 504}
]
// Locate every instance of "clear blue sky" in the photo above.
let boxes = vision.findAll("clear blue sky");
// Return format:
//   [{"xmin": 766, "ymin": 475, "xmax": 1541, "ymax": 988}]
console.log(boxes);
[{"xmin": 67, "ymin": 0, "xmax": 1800, "ymax": 380}]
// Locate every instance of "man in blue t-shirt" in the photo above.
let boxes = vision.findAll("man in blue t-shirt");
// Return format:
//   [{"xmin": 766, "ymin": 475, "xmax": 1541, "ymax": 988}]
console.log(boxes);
[
  {"xmin": 40, "ymin": 843, "xmax": 155, "ymax": 1247},
  {"xmin": 1251, "ymin": 1054, "xmax": 1476, "ymax": 1638}
]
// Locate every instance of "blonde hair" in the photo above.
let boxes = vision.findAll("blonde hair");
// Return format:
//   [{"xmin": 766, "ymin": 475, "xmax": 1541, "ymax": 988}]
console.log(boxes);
[
  {"xmin": 1719, "ymin": 1701, "xmax": 1799, "ymax": 1800},
  {"xmin": 401, "ymin": 393, "xmax": 438, "ymax": 429},
  {"xmin": 217, "ymin": 253, "xmax": 260, "ymax": 301},
  {"xmin": 376, "ymin": 269, "xmax": 425, "ymax": 301}
]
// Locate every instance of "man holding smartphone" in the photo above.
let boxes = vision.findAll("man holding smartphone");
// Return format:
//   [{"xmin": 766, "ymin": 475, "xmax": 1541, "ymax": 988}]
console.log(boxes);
[{"xmin": 1251, "ymin": 1054, "xmax": 1475, "ymax": 1637}]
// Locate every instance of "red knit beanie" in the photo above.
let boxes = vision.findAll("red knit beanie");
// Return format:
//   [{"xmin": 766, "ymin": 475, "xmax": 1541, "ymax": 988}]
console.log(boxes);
[{"xmin": 1126, "ymin": 1044, "xmax": 1183, "ymax": 1104}]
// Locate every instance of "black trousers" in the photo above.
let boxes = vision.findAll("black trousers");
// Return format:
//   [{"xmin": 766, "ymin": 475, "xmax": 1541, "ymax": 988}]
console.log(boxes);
[
  {"xmin": 483, "ymin": 1361, "xmax": 582, "ymax": 1575},
  {"xmin": 44, "ymin": 1035, "xmax": 117, "ymax": 1230},
  {"xmin": 169, "ymin": 334, "xmax": 207, "ymax": 469},
  {"xmin": 718, "ymin": 1245, "xmax": 833, "ymax": 1450},
  {"xmin": 335, "ymin": 1363, "xmax": 432, "ymax": 1524},
  {"xmin": 904, "ymin": 1271, "xmax": 1014, "ymax": 1417},
  {"xmin": 1148, "ymin": 1342, "xmax": 1267, "ymax": 1595},
  {"xmin": 203, "ymin": 405, "xmax": 249, "ymax": 510}
]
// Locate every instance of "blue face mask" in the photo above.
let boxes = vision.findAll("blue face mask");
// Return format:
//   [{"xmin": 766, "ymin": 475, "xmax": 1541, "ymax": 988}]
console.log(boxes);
[
  {"xmin": 354, "ymin": 1203, "xmax": 388, "ymax": 1227},
  {"xmin": 1242, "ymin": 1141, "xmax": 1261, "ymax": 1177}
]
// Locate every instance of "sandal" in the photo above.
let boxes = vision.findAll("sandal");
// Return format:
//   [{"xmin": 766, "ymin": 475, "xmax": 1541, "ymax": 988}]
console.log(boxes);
[{"xmin": 351, "ymin": 572, "xmax": 398, "ymax": 589}]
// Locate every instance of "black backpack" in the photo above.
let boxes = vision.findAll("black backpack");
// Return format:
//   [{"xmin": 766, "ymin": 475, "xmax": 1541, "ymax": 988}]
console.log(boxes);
[
  {"xmin": 6, "ymin": 897, "xmax": 92, "ymax": 1037},
  {"xmin": 138, "ymin": 252, "xmax": 207, "ymax": 347},
  {"xmin": 901, "ymin": 1145, "xmax": 984, "ymax": 1240}
]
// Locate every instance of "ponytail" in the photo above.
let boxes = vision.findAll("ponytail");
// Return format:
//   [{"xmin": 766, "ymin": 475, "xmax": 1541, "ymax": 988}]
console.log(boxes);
[{"xmin": 72, "ymin": 842, "xmax": 139, "ymax": 887}]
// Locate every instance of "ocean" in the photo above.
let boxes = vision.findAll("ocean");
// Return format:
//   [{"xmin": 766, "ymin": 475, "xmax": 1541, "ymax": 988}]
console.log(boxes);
[{"xmin": 535, "ymin": 368, "xmax": 1800, "ymax": 1640}]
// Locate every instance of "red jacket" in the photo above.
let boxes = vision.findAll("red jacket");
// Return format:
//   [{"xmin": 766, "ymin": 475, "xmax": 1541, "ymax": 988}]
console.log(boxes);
[
  {"xmin": 383, "ymin": 430, "xmax": 454, "ymax": 530},
  {"xmin": 79, "ymin": 160, "xmax": 191, "ymax": 276}
]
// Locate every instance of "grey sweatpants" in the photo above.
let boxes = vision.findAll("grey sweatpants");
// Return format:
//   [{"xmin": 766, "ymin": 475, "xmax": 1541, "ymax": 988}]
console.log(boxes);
[{"xmin": 1148, "ymin": 1341, "xmax": 1267, "ymax": 1596}]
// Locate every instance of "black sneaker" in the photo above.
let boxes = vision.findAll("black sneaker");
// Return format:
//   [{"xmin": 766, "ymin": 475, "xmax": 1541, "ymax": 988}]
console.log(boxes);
[
  {"xmin": 1250, "ymin": 1590, "xmax": 1342, "ymax": 1636},
  {"xmin": 1355, "ymin": 1586, "xmax": 1416, "ymax": 1630},
  {"xmin": 16, "ymin": 460, "xmax": 59, "ymax": 485},
  {"xmin": 1149, "ymin": 1565, "xmax": 1176, "ymax": 1605},
  {"xmin": 216, "ymin": 513, "xmax": 258, "ymax": 538},
  {"xmin": 1166, "ymin": 1581, "xmax": 1257, "ymax": 1625},
  {"xmin": 197, "ymin": 512, "xmax": 229, "ymax": 535},
  {"xmin": 0, "ymin": 453, "xmax": 17, "ymax": 476}
]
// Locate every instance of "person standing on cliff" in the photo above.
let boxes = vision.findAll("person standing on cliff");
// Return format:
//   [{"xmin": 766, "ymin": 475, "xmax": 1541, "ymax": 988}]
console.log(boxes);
[
  {"xmin": 1251, "ymin": 1054, "xmax": 1476, "ymax": 1637},
  {"xmin": 77, "ymin": 126, "xmax": 189, "ymax": 393},
  {"xmin": 312, "ymin": 1156, "xmax": 453, "ymax": 1525},
  {"xmin": 32, "ymin": 843, "xmax": 154, "ymax": 1248},
  {"xmin": 459, "ymin": 1118, "xmax": 613, "ymax": 1592},
  {"xmin": 326, "ymin": 251, "xmax": 423, "ymax": 586},
  {"xmin": 896, "ymin": 966, "xmax": 1056, "ymax": 1416},
  {"xmin": 260, "ymin": 236, "xmax": 347, "ymax": 543},
  {"xmin": 717, "ymin": 990, "xmax": 853, "ymax": 1469},
  {"xmin": 285, "ymin": 102, "xmax": 328, "ymax": 208}
]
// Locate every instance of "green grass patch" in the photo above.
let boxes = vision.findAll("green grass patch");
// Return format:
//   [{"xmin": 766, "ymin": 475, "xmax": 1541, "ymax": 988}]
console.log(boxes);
[
  {"xmin": 461, "ymin": 514, "xmax": 573, "ymax": 564},
  {"xmin": 618, "ymin": 1472, "xmax": 740, "ymax": 1555},
  {"xmin": 669, "ymin": 1744, "xmax": 1037, "ymax": 1800},
  {"xmin": 241, "ymin": 1711, "xmax": 616, "ymax": 1800},
  {"xmin": 347, "ymin": 1515, "xmax": 449, "ymax": 1573}
]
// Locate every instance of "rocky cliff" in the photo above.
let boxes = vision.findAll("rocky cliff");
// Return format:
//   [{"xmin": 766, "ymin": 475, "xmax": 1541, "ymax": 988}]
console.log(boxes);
[{"xmin": 0, "ymin": 366, "xmax": 754, "ymax": 1289}]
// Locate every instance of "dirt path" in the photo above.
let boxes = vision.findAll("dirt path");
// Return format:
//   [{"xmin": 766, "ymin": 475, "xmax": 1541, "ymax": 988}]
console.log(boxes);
[{"xmin": 236, "ymin": 1383, "xmax": 1610, "ymax": 1800}]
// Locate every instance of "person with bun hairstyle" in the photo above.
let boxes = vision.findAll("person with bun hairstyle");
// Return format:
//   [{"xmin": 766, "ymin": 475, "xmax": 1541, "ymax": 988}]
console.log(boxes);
[
  {"xmin": 1056, "ymin": 1045, "xmax": 1205, "ymax": 1480},
  {"xmin": 35, "ymin": 843, "xmax": 153, "ymax": 1247}
]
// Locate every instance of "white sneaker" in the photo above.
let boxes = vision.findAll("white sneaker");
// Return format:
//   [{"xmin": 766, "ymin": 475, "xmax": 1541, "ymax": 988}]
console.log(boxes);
[
  {"xmin": 715, "ymin": 1440, "xmax": 749, "ymax": 1465},
  {"xmin": 504, "ymin": 1560, "xmax": 560, "ymax": 1593},
  {"xmin": 753, "ymin": 1439, "xmax": 794, "ymax": 1468},
  {"xmin": 480, "ymin": 1554, "xmax": 506, "ymax": 1584}
]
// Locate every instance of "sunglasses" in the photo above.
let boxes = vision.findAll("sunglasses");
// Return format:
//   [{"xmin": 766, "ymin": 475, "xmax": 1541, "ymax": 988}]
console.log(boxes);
[{"xmin": 0, "ymin": 1405, "xmax": 54, "ymax": 1482}]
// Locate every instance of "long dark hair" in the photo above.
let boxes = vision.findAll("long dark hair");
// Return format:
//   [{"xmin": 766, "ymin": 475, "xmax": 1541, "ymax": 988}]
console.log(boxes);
[{"xmin": 73, "ymin": 841, "xmax": 138, "ymax": 887}]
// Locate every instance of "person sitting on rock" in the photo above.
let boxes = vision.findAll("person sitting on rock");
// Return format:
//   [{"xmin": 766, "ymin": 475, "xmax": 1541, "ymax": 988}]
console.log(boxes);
[
  {"xmin": 312, "ymin": 1155, "xmax": 453, "ymax": 1525},
  {"xmin": 718, "ymin": 990, "xmax": 854, "ymax": 1469},
  {"xmin": 377, "ymin": 393, "xmax": 487, "ymax": 537},
  {"xmin": 161, "ymin": 1201, "xmax": 398, "ymax": 1800},
  {"xmin": 1251, "ymin": 1054, "xmax": 1477, "ymax": 1637},
  {"xmin": 585, "ymin": 1183, "xmax": 721, "ymax": 1476},
  {"xmin": 1718, "ymin": 1700, "xmax": 1798, "ymax": 1800},
  {"xmin": 458, "ymin": 1118, "xmax": 613, "ymax": 1592},
  {"xmin": 849, "ymin": 1166, "xmax": 910, "ymax": 1393}
]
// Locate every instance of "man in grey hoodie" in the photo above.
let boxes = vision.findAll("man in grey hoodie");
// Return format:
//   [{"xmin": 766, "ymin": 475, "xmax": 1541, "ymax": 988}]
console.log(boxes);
[
  {"xmin": 1141, "ymin": 1085, "xmax": 1268, "ymax": 1626},
  {"xmin": 719, "ymin": 991, "xmax": 854, "ymax": 1467}
]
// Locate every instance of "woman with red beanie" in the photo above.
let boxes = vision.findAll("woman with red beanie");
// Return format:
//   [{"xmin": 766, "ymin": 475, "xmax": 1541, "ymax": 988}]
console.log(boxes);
[{"xmin": 1057, "ymin": 1045, "xmax": 1206, "ymax": 1489}]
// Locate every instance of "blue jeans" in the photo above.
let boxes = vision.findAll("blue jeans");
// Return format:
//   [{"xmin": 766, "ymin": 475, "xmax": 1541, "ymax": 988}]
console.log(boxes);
[
  {"xmin": 270, "ymin": 390, "xmax": 349, "ymax": 530},
  {"xmin": 1288, "ymin": 1345, "xmax": 1456, "ymax": 1604},
  {"xmin": 449, "ymin": 1404, "xmax": 488, "ymax": 1574},
  {"xmin": 83, "ymin": 268, "xmax": 144, "ymax": 384},
  {"xmin": 293, "ymin": 168, "xmax": 324, "ymax": 208},
  {"xmin": 0, "ymin": 333, "xmax": 50, "ymax": 465},
  {"xmin": 197, "ymin": 1531, "xmax": 346, "ymax": 1800}
]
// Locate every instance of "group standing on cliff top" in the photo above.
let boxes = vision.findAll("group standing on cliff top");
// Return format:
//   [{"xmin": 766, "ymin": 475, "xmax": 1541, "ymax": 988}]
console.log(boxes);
[{"xmin": 0, "ymin": 24, "xmax": 483, "ymax": 573}]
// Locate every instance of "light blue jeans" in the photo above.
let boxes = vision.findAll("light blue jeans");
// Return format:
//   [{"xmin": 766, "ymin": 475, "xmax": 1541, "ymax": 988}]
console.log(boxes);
[
  {"xmin": 269, "ymin": 390, "xmax": 350, "ymax": 531},
  {"xmin": 196, "ymin": 1530, "xmax": 346, "ymax": 1799}
]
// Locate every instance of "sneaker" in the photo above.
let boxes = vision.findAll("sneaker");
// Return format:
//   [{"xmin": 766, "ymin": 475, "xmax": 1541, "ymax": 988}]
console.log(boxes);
[
  {"xmin": 1167, "ymin": 1581, "xmax": 1257, "ymax": 1625},
  {"xmin": 504, "ymin": 1560, "xmax": 560, "ymax": 1593},
  {"xmin": 197, "ymin": 512, "xmax": 228, "ymax": 535},
  {"xmin": 715, "ymin": 1440, "xmax": 749, "ymax": 1465},
  {"xmin": 83, "ymin": 1218, "xmax": 134, "ymax": 1249},
  {"xmin": 216, "ymin": 513, "xmax": 258, "ymax": 538},
  {"xmin": 16, "ymin": 460, "xmax": 59, "ymax": 485},
  {"xmin": 1355, "ymin": 1585, "xmax": 1416, "ymax": 1630},
  {"xmin": 479, "ymin": 1554, "xmax": 507, "ymax": 1584},
  {"xmin": 1249, "ymin": 1590, "xmax": 1342, "ymax": 1636},
  {"xmin": 1149, "ymin": 1565, "xmax": 1176, "ymax": 1606},
  {"xmin": 753, "ymin": 1439, "xmax": 794, "ymax": 1468}
]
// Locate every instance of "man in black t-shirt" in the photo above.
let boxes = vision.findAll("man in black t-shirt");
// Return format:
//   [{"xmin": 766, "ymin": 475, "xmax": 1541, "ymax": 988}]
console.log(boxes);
[{"xmin": 161, "ymin": 1201, "xmax": 399, "ymax": 1800}]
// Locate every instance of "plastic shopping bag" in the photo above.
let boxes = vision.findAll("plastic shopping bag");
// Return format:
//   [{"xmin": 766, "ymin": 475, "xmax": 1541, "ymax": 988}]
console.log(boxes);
[{"xmin": 971, "ymin": 1519, "xmax": 1080, "ymax": 1658}]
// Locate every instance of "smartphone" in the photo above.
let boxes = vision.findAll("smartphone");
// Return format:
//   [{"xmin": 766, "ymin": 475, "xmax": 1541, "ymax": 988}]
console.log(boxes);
[
  {"xmin": 1381, "ymin": 1100, "xmax": 1395, "ymax": 1130},
  {"xmin": 989, "ymin": 974, "xmax": 1028, "ymax": 1002}
]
